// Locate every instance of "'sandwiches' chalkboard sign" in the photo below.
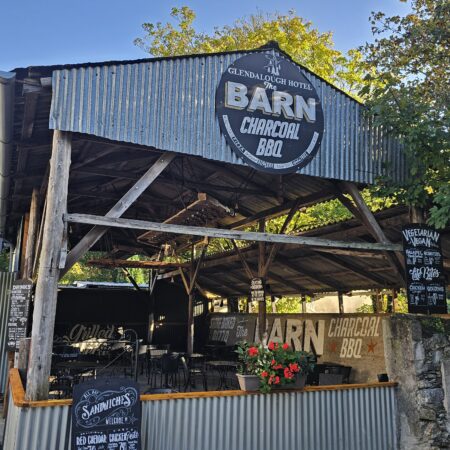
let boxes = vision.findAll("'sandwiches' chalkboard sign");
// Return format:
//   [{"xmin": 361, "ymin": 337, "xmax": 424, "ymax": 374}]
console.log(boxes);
[
  {"xmin": 7, "ymin": 280, "xmax": 33, "ymax": 351},
  {"xmin": 402, "ymin": 224, "xmax": 447, "ymax": 314},
  {"xmin": 72, "ymin": 378, "xmax": 141, "ymax": 450}
]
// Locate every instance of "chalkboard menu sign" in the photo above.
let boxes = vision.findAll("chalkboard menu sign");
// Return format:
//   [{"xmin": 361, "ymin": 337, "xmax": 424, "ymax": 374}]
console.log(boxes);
[
  {"xmin": 209, "ymin": 314, "xmax": 257, "ymax": 345},
  {"xmin": 402, "ymin": 224, "xmax": 447, "ymax": 314},
  {"xmin": 72, "ymin": 378, "xmax": 141, "ymax": 450},
  {"xmin": 250, "ymin": 277, "xmax": 265, "ymax": 302},
  {"xmin": 6, "ymin": 280, "xmax": 33, "ymax": 351}
]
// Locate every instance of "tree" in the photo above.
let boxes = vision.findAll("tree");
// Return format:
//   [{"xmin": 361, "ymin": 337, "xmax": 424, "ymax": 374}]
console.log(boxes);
[
  {"xmin": 134, "ymin": 7, "xmax": 365, "ymax": 94},
  {"xmin": 361, "ymin": 0, "xmax": 449, "ymax": 228}
]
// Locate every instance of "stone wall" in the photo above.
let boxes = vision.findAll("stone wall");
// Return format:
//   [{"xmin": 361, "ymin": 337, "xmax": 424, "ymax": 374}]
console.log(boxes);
[{"xmin": 383, "ymin": 315, "xmax": 450, "ymax": 449}]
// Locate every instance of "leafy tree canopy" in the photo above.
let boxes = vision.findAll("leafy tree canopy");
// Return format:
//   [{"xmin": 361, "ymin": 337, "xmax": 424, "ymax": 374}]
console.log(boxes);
[
  {"xmin": 134, "ymin": 7, "xmax": 365, "ymax": 95},
  {"xmin": 361, "ymin": 0, "xmax": 449, "ymax": 228}
]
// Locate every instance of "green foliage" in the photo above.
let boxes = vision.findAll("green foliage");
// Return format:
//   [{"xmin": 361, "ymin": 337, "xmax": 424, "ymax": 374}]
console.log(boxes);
[
  {"xmin": 60, "ymin": 252, "xmax": 150, "ymax": 286},
  {"xmin": 361, "ymin": 0, "xmax": 450, "ymax": 228},
  {"xmin": 134, "ymin": 7, "xmax": 366, "ymax": 96}
]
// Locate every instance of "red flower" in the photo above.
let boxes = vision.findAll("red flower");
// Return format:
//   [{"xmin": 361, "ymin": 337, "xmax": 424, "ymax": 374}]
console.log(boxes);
[
  {"xmin": 289, "ymin": 363, "xmax": 300, "ymax": 373},
  {"xmin": 248, "ymin": 347, "xmax": 258, "ymax": 357},
  {"xmin": 274, "ymin": 376, "xmax": 280, "ymax": 385},
  {"xmin": 282, "ymin": 343, "xmax": 290, "ymax": 350},
  {"xmin": 284, "ymin": 368, "xmax": 294, "ymax": 379},
  {"xmin": 261, "ymin": 371, "xmax": 269, "ymax": 378},
  {"xmin": 273, "ymin": 364, "xmax": 283, "ymax": 370},
  {"xmin": 271, "ymin": 359, "xmax": 276, "ymax": 366},
  {"xmin": 268, "ymin": 375, "xmax": 274, "ymax": 385},
  {"xmin": 268, "ymin": 342, "xmax": 275, "ymax": 350}
]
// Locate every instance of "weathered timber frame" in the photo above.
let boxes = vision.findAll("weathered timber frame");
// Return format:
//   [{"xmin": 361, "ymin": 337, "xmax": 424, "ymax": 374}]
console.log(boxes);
[
  {"xmin": 64, "ymin": 213, "xmax": 403, "ymax": 252},
  {"xmin": 26, "ymin": 131, "xmax": 72, "ymax": 401}
]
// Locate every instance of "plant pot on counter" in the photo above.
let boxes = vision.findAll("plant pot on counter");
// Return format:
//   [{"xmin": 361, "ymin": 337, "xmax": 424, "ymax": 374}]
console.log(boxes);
[
  {"xmin": 236, "ymin": 373, "xmax": 260, "ymax": 391},
  {"xmin": 272, "ymin": 373, "xmax": 307, "ymax": 390}
]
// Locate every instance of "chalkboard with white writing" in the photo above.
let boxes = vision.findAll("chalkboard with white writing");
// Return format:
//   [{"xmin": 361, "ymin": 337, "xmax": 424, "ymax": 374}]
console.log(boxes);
[
  {"xmin": 72, "ymin": 378, "xmax": 141, "ymax": 450},
  {"xmin": 6, "ymin": 280, "xmax": 32, "ymax": 351},
  {"xmin": 402, "ymin": 224, "xmax": 447, "ymax": 314}
]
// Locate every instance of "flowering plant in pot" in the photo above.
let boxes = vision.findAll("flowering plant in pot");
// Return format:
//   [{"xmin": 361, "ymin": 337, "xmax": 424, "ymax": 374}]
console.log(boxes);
[{"xmin": 236, "ymin": 341, "xmax": 315, "ymax": 393}]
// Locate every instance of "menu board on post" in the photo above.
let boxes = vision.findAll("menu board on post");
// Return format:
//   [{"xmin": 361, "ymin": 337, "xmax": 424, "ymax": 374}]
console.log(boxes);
[
  {"xmin": 250, "ymin": 277, "xmax": 265, "ymax": 303},
  {"xmin": 6, "ymin": 279, "xmax": 33, "ymax": 351},
  {"xmin": 402, "ymin": 224, "xmax": 447, "ymax": 314},
  {"xmin": 72, "ymin": 378, "xmax": 141, "ymax": 450}
]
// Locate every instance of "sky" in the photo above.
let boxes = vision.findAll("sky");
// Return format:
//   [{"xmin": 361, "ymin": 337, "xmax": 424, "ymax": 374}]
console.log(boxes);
[{"xmin": 1, "ymin": 0, "xmax": 411, "ymax": 71}]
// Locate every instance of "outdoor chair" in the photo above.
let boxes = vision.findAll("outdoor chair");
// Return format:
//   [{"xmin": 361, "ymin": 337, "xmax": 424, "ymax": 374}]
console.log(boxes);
[{"xmin": 181, "ymin": 355, "xmax": 208, "ymax": 392}]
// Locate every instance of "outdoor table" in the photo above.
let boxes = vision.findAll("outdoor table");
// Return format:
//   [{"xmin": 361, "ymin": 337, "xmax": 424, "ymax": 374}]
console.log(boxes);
[{"xmin": 207, "ymin": 360, "xmax": 239, "ymax": 390}]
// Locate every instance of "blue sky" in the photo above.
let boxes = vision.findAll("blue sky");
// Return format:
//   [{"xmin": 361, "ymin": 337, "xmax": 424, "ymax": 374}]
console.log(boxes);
[{"xmin": 1, "ymin": 0, "xmax": 411, "ymax": 71}]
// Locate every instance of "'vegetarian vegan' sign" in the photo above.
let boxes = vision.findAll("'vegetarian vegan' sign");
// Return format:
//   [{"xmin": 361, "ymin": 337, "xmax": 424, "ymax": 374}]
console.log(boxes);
[{"xmin": 215, "ymin": 48, "xmax": 324, "ymax": 173}]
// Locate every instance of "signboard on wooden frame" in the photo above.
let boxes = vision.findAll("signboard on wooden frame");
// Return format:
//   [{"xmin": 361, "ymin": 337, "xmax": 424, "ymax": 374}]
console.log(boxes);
[
  {"xmin": 6, "ymin": 280, "xmax": 33, "ymax": 351},
  {"xmin": 208, "ymin": 313, "xmax": 386, "ymax": 383},
  {"xmin": 402, "ymin": 224, "xmax": 447, "ymax": 314},
  {"xmin": 72, "ymin": 378, "xmax": 141, "ymax": 450}
]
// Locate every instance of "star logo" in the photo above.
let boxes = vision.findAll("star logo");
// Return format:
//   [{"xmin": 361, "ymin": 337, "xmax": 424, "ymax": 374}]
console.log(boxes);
[
  {"xmin": 367, "ymin": 341, "xmax": 377, "ymax": 353},
  {"xmin": 328, "ymin": 341, "xmax": 338, "ymax": 353}
]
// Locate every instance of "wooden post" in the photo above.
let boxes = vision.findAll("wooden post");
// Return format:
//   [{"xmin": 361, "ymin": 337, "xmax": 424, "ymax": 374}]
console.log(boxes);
[
  {"xmin": 410, "ymin": 206, "xmax": 425, "ymax": 223},
  {"xmin": 257, "ymin": 220, "xmax": 267, "ymax": 343},
  {"xmin": 18, "ymin": 337, "xmax": 31, "ymax": 382},
  {"xmin": 19, "ymin": 213, "xmax": 29, "ymax": 277},
  {"xmin": 301, "ymin": 294, "xmax": 307, "ymax": 313},
  {"xmin": 26, "ymin": 130, "xmax": 72, "ymax": 401},
  {"xmin": 186, "ymin": 244, "xmax": 207, "ymax": 354},
  {"xmin": 23, "ymin": 188, "xmax": 39, "ymax": 279},
  {"xmin": 392, "ymin": 289, "xmax": 398, "ymax": 313},
  {"xmin": 338, "ymin": 292, "xmax": 344, "ymax": 314}
]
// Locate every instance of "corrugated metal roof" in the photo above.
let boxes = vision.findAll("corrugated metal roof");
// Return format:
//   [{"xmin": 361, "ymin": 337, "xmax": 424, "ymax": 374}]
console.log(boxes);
[{"xmin": 49, "ymin": 48, "xmax": 406, "ymax": 185}]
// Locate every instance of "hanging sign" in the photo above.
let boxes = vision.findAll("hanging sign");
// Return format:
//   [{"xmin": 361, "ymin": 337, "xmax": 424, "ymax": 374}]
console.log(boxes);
[
  {"xmin": 215, "ymin": 48, "xmax": 324, "ymax": 174},
  {"xmin": 250, "ymin": 277, "xmax": 265, "ymax": 302},
  {"xmin": 402, "ymin": 224, "xmax": 447, "ymax": 314},
  {"xmin": 72, "ymin": 378, "xmax": 141, "ymax": 450},
  {"xmin": 6, "ymin": 279, "xmax": 32, "ymax": 351}
]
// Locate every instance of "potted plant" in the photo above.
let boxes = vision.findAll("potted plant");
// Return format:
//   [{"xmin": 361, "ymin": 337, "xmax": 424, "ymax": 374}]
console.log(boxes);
[{"xmin": 236, "ymin": 341, "xmax": 315, "ymax": 393}]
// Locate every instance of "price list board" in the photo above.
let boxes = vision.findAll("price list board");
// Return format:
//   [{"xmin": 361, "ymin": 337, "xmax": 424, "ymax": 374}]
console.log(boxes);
[
  {"xmin": 402, "ymin": 224, "xmax": 447, "ymax": 314},
  {"xmin": 72, "ymin": 378, "xmax": 141, "ymax": 450},
  {"xmin": 6, "ymin": 280, "xmax": 33, "ymax": 351},
  {"xmin": 250, "ymin": 277, "xmax": 265, "ymax": 303}
]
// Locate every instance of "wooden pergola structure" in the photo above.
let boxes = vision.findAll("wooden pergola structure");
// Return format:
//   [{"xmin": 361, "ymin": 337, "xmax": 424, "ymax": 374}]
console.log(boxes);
[{"xmin": 3, "ymin": 46, "xmax": 448, "ymax": 400}]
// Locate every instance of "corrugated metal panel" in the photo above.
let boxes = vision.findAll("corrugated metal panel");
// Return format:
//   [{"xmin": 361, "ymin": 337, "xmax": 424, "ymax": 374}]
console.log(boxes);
[
  {"xmin": 3, "ymin": 386, "xmax": 397, "ymax": 450},
  {"xmin": 3, "ymin": 395, "xmax": 71, "ymax": 450},
  {"xmin": 0, "ymin": 271, "xmax": 16, "ymax": 393},
  {"xmin": 49, "ymin": 51, "xmax": 406, "ymax": 185}
]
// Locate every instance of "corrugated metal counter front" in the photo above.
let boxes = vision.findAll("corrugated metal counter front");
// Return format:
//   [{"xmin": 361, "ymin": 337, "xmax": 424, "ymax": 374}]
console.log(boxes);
[{"xmin": 3, "ymin": 369, "xmax": 398, "ymax": 450}]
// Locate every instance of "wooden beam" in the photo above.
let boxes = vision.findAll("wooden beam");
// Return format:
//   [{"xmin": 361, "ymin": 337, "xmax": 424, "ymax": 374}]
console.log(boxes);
[
  {"xmin": 21, "ymin": 92, "xmax": 39, "ymax": 140},
  {"xmin": 88, "ymin": 259, "xmax": 190, "ymax": 269},
  {"xmin": 262, "ymin": 199, "xmax": 301, "ymax": 277},
  {"xmin": 23, "ymin": 188, "xmax": 40, "ymax": 279},
  {"xmin": 61, "ymin": 152, "xmax": 176, "ymax": 277},
  {"xmin": 231, "ymin": 240, "xmax": 254, "ymax": 279},
  {"xmin": 338, "ymin": 292, "xmax": 344, "ymax": 314},
  {"xmin": 228, "ymin": 190, "xmax": 335, "ymax": 229},
  {"xmin": 339, "ymin": 181, "xmax": 405, "ymax": 282},
  {"xmin": 26, "ymin": 131, "xmax": 72, "ymax": 401},
  {"xmin": 318, "ymin": 253, "xmax": 391, "ymax": 286},
  {"xmin": 65, "ymin": 213, "xmax": 404, "ymax": 252}
]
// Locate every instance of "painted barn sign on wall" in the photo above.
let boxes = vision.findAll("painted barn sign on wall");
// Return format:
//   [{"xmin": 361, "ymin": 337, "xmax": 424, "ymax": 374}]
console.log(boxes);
[{"xmin": 209, "ymin": 313, "xmax": 386, "ymax": 383}]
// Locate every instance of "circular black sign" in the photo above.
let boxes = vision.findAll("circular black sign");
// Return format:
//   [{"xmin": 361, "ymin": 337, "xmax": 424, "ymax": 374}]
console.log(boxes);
[{"xmin": 216, "ymin": 50, "xmax": 324, "ymax": 174}]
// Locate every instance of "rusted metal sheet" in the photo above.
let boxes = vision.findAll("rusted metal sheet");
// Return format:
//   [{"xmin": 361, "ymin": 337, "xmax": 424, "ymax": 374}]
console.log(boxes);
[
  {"xmin": 0, "ymin": 271, "xmax": 16, "ymax": 393},
  {"xmin": 49, "ymin": 51, "xmax": 406, "ymax": 185},
  {"xmin": 3, "ymin": 386, "xmax": 397, "ymax": 450}
]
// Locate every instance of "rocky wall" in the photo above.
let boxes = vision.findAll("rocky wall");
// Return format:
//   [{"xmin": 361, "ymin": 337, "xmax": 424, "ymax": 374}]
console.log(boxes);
[{"xmin": 383, "ymin": 315, "xmax": 450, "ymax": 449}]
